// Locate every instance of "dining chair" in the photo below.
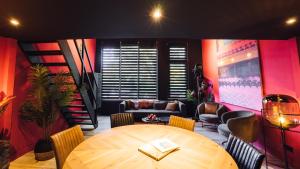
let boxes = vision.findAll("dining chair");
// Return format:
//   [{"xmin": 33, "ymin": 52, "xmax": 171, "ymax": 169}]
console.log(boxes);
[
  {"xmin": 225, "ymin": 134, "xmax": 265, "ymax": 169},
  {"xmin": 168, "ymin": 115, "xmax": 195, "ymax": 131},
  {"xmin": 50, "ymin": 125, "xmax": 84, "ymax": 169},
  {"xmin": 110, "ymin": 113, "xmax": 135, "ymax": 128}
]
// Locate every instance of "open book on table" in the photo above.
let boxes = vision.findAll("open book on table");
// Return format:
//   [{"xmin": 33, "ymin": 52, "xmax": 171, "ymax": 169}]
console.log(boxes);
[{"xmin": 138, "ymin": 139, "xmax": 179, "ymax": 161}]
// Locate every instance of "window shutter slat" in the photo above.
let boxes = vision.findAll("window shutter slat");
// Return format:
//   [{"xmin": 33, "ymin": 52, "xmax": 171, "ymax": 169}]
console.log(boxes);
[{"xmin": 169, "ymin": 47, "xmax": 187, "ymax": 100}]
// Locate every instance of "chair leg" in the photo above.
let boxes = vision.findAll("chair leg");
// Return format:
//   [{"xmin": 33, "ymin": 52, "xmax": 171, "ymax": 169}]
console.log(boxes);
[{"xmin": 221, "ymin": 140, "xmax": 227, "ymax": 146}]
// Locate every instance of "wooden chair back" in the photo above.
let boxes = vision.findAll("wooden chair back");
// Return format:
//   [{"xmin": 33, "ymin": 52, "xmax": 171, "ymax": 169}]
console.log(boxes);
[
  {"xmin": 169, "ymin": 115, "xmax": 195, "ymax": 131},
  {"xmin": 110, "ymin": 113, "xmax": 134, "ymax": 128},
  {"xmin": 51, "ymin": 125, "xmax": 84, "ymax": 169}
]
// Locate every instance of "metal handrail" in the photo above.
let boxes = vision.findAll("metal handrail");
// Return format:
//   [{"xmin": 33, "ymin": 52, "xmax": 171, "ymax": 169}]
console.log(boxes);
[
  {"xmin": 82, "ymin": 40, "xmax": 98, "ymax": 88},
  {"xmin": 73, "ymin": 39, "xmax": 97, "ymax": 102}
]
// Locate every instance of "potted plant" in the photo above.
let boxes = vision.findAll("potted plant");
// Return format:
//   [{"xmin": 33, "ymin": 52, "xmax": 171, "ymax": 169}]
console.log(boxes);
[
  {"xmin": 20, "ymin": 65, "xmax": 73, "ymax": 161},
  {"xmin": 0, "ymin": 92, "xmax": 15, "ymax": 116},
  {"xmin": 186, "ymin": 89, "xmax": 198, "ymax": 118},
  {"xmin": 0, "ymin": 129, "xmax": 10, "ymax": 169},
  {"xmin": 0, "ymin": 92, "xmax": 15, "ymax": 169}
]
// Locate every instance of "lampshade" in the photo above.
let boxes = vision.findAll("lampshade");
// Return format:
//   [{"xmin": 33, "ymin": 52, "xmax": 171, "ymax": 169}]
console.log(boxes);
[{"xmin": 262, "ymin": 94, "xmax": 300, "ymax": 129}]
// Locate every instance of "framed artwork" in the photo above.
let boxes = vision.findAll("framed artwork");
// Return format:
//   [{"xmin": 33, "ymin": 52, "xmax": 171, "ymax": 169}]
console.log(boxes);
[{"xmin": 216, "ymin": 40, "xmax": 263, "ymax": 110}]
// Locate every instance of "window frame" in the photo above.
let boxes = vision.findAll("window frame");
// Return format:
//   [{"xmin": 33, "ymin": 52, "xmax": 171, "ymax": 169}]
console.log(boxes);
[{"xmin": 101, "ymin": 41, "xmax": 158, "ymax": 100}]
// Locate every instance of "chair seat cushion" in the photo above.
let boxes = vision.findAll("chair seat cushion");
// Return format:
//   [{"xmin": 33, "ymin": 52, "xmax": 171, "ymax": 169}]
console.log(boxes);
[
  {"xmin": 218, "ymin": 124, "xmax": 231, "ymax": 138},
  {"xmin": 199, "ymin": 114, "xmax": 219, "ymax": 123}
]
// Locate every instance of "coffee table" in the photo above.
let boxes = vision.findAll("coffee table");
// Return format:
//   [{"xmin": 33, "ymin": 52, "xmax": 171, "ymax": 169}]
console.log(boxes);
[{"xmin": 141, "ymin": 116, "xmax": 170, "ymax": 125}]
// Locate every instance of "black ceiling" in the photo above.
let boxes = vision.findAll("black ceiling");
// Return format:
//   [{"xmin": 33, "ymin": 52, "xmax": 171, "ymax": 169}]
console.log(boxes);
[{"xmin": 0, "ymin": 0, "xmax": 300, "ymax": 41}]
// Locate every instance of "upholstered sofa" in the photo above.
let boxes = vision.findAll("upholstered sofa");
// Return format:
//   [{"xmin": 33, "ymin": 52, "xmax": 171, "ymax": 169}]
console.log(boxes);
[{"xmin": 119, "ymin": 100, "xmax": 186, "ymax": 118}]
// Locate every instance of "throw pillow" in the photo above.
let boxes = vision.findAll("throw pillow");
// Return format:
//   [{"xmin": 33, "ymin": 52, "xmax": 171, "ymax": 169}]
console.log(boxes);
[
  {"xmin": 165, "ymin": 102, "xmax": 178, "ymax": 111},
  {"xmin": 153, "ymin": 101, "xmax": 168, "ymax": 110},
  {"xmin": 138, "ymin": 100, "xmax": 154, "ymax": 109},
  {"xmin": 126, "ymin": 100, "xmax": 135, "ymax": 109},
  {"xmin": 134, "ymin": 101, "xmax": 139, "ymax": 109},
  {"xmin": 205, "ymin": 103, "xmax": 218, "ymax": 114}
]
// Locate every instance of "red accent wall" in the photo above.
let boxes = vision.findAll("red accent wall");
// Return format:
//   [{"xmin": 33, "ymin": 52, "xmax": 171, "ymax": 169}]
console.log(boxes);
[
  {"xmin": 202, "ymin": 38, "xmax": 300, "ymax": 168},
  {"xmin": 0, "ymin": 37, "xmax": 17, "ymax": 131}
]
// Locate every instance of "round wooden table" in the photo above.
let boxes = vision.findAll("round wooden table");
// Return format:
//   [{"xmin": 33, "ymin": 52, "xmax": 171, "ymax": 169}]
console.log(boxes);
[{"xmin": 63, "ymin": 125, "xmax": 238, "ymax": 169}]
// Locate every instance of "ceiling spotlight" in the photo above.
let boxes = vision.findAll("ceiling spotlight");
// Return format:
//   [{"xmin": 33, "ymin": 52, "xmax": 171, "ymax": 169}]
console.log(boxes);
[
  {"xmin": 285, "ymin": 17, "xmax": 297, "ymax": 25},
  {"xmin": 151, "ymin": 6, "xmax": 163, "ymax": 22},
  {"xmin": 9, "ymin": 18, "xmax": 20, "ymax": 26}
]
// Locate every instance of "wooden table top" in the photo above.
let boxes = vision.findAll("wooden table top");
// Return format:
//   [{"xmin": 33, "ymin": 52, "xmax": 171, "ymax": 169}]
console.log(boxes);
[{"xmin": 63, "ymin": 125, "xmax": 238, "ymax": 169}]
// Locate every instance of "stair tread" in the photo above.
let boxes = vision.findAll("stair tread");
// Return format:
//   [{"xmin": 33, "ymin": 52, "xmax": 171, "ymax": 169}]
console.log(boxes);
[
  {"xmin": 73, "ymin": 98, "xmax": 82, "ymax": 100},
  {"xmin": 33, "ymin": 62, "xmax": 68, "ymax": 66},
  {"xmin": 65, "ymin": 110, "xmax": 88, "ymax": 114},
  {"xmin": 69, "ymin": 116, "xmax": 90, "ymax": 120},
  {"xmin": 48, "ymin": 73, "xmax": 72, "ymax": 76},
  {"xmin": 50, "ymin": 82, "xmax": 75, "ymax": 85},
  {"xmin": 81, "ymin": 128, "xmax": 95, "ymax": 131},
  {"xmin": 20, "ymin": 40, "xmax": 58, "ymax": 44},
  {"xmin": 66, "ymin": 104, "xmax": 85, "ymax": 107},
  {"xmin": 72, "ymin": 121, "xmax": 93, "ymax": 125},
  {"xmin": 26, "ymin": 50, "xmax": 62, "ymax": 56}
]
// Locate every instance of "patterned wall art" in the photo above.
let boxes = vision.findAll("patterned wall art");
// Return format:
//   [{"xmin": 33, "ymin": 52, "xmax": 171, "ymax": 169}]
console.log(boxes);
[{"xmin": 216, "ymin": 40, "xmax": 263, "ymax": 110}]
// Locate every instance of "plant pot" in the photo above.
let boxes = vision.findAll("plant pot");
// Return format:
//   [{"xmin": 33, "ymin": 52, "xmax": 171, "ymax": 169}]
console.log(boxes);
[
  {"xmin": 34, "ymin": 139, "xmax": 54, "ymax": 161},
  {"xmin": 0, "ymin": 140, "xmax": 10, "ymax": 169}
]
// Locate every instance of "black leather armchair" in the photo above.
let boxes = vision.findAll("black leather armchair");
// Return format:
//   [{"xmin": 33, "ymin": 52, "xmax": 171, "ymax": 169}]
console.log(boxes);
[
  {"xmin": 195, "ymin": 102, "xmax": 228, "ymax": 127},
  {"xmin": 226, "ymin": 134, "xmax": 265, "ymax": 169},
  {"xmin": 218, "ymin": 111, "xmax": 258, "ymax": 143}
]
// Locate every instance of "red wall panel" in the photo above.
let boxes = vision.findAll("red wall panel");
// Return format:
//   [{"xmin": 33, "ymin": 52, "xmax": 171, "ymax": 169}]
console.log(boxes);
[{"xmin": 0, "ymin": 37, "xmax": 17, "ymax": 131}]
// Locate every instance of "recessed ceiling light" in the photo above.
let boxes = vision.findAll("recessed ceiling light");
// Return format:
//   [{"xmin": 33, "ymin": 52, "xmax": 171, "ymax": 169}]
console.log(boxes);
[
  {"xmin": 151, "ymin": 6, "xmax": 163, "ymax": 22},
  {"xmin": 9, "ymin": 18, "xmax": 20, "ymax": 26},
  {"xmin": 285, "ymin": 17, "xmax": 297, "ymax": 25}
]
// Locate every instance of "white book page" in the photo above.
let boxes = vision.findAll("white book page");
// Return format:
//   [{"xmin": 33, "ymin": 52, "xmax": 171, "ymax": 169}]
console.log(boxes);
[{"xmin": 151, "ymin": 139, "xmax": 179, "ymax": 153}]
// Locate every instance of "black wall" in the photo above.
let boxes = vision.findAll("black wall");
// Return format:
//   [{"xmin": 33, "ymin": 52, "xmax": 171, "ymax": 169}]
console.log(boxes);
[{"xmin": 95, "ymin": 39, "xmax": 202, "ymax": 115}]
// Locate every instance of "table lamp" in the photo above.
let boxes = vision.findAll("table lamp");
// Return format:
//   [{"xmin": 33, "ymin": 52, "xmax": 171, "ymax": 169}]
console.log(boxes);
[{"xmin": 262, "ymin": 94, "xmax": 300, "ymax": 169}]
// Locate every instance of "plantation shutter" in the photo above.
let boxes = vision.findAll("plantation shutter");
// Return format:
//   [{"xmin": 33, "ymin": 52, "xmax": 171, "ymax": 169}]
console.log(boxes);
[
  {"xmin": 169, "ymin": 47, "xmax": 188, "ymax": 99},
  {"xmin": 120, "ymin": 44, "xmax": 139, "ymax": 99},
  {"xmin": 101, "ymin": 48, "xmax": 120, "ymax": 99},
  {"xmin": 138, "ymin": 47, "xmax": 158, "ymax": 99},
  {"xmin": 101, "ymin": 42, "xmax": 157, "ymax": 100}
]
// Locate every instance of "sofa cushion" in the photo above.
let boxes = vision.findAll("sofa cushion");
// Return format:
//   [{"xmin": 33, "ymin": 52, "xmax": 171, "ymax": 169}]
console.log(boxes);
[
  {"xmin": 138, "ymin": 100, "xmax": 154, "ymax": 109},
  {"xmin": 165, "ymin": 102, "xmax": 178, "ymax": 111},
  {"xmin": 126, "ymin": 100, "xmax": 136, "ymax": 109},
  {"xmin": 199, "ymin": 114, "xmax": 219, "ymax": 123},
  {"xmin": 204, "ymin": 103, "xmax": 218, "ymax": 114},
  {"xmin": 218, "ymin": 124, "xmax": 231, "ymax": 138},
  {"xmin": 125, "ymin": 109, "xmax": 180, "ymax": 114},
  {"xmin": 153, "ymin": 101, "xmax": 168, "ymax": 110}
]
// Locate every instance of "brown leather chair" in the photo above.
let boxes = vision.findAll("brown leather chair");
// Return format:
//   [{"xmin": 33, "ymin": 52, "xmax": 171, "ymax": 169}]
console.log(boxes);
[
  {"xmin": 218, "ymin": 111, "xmax": 258, "ymax": 143},
  {"xmin": 169, "ymin": 115, "xmax": 195, "ymax": 131},
  {"xmin": 195, "ymin": 102, "xmax": 228, "ymax": 127},
  {"xmin": 50, "ymin": 125, "xmax": 84, "ymax": 169},
  {"xmin": 110, "ymin": 113, "xmax": 135, "ymax": 128}
]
